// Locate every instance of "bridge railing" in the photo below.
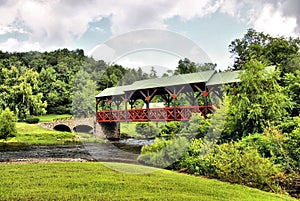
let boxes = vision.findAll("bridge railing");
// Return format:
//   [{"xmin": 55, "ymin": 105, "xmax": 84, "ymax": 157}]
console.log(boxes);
[{"xmin": 96, "ymin": 106, "xmax": 214, "ymax": 123}]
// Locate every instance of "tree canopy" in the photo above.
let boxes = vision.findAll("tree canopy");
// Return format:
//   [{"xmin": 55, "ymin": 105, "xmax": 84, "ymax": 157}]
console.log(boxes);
[{"xmin": 229, "ymin": 28, "xmax": 300, "ymax": 73}]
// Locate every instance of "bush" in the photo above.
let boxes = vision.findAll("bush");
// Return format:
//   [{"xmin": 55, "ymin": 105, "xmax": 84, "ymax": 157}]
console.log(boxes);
[
  {"xmin": 159, "ymin": 121, "xmax": 181, "ymax": 136},
  {"xmin": 0, "ymin": 108, "xmax": 17, "ymax": 140},
  {"xmin": 138, "ymin": 137, "xmax": 190, "ymax": 168},
  {"xmin": 24, "ymin": 116, "xmax": 40, "ymax": 124},
  {"xmin": 135, "ymin": 122, "xmax": 158, "ymax": 137},
  {"xmin": 176, "ymin": 138, "xmax": 215, "ymax": 176},
  {"xmin": 181, "ymin": 113, "xmax": 210, "ymax": 138},
  {"xmin": 210, "ymin": 142, "xmax": 282, "ymax": 192},
  {"xmin": 284, "ymin": 127, "xmax": 300, "ymax": 172},
  {"xmin": 238, "ymin": 131, "xmax": 286, "ymax": 168},
  {"xmin": 172, "ymin": 137, "xmax": 284, "ymax": 192}
]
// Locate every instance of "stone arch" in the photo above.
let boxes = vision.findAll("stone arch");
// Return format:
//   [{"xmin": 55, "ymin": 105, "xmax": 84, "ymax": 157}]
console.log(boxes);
[
  {"xmin": 53, "ymin": 124, "xmax": 72, "ymax": 132},
  {"xmin": 73, "ymin": 125, "xmax": 93, "ymax": 134}
]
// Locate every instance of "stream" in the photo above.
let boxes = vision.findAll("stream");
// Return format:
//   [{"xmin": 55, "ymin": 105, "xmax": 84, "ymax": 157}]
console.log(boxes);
[{"xmin": 0, "ymin": 139, "xmax": 154, "ymax": 164}]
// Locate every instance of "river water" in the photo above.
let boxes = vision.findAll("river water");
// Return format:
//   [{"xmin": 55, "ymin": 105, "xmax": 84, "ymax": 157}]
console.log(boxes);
[{"xmin": 0, "ymin": 139, "xmax": 154, "ymax": 164}]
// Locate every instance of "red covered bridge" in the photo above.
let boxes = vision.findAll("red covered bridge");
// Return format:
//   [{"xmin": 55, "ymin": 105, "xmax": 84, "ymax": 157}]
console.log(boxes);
[{"xmin": 95, "ymin": 70, "xmax": 240, "ymax": 123}]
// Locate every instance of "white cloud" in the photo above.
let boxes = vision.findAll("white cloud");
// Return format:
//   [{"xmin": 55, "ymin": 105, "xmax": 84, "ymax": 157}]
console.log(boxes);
[
  {"xmin": 0, "ymin": 25, "xmax": 27, "ymax": 35},
  {"xmin": 217, "ymin": 0, "xmax": 299, "ymax": 37},
  {"xmin": 0, "ymin": 0, "xmax": 299, "ymax": 53},
  {"xmin": 0, "ymin": 38, "xmax": 41, "ymax": 52},
  {"xmin": 253, "ymin": 4, "xmax": 297, "ymax": 37}
]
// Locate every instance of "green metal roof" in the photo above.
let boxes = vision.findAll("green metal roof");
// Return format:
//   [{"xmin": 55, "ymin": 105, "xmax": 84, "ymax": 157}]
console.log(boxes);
[
  {"xmin": 128, "ymin": 70, "xmax": 215, "ymax": 91},
  {"xmin": 95, "ymin": 66, "xmax": 276, "ymax": 98},
  {"xmin": 206, "ymin": 71, "xmax": 240, "ymax": 86},
  {"xmin": 95, "ymin": 85, "xmax": 133, "ymax": 98}
]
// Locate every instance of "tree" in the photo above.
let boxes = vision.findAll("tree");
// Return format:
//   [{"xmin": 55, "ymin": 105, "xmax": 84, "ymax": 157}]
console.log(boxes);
[
  {"xmin": 174, "ymin": 58, "xmax": 216, "ymax": 75},
  {"xmin": 72, "ymin": 70, "xmax": 97, "ymax": 118},
  {"xmin": 0, "ymin": 108, "xmax": 17, "ymax": 140},
  {"xmin": 229, "ymin": 28, "xmax": 300, "ymax": 72},
  {"xmin": 150, "ymin": 66, "xmax": 157, "ymax": 78},
  {"xmin": 175, "ymin": 58, "xmax": 197, "ymax": 75},
  {"xmin": 284, "ymin": 70, "xmax": 300, "ymax": 116},
  {"xmin": 224, "ymin": 60, "xmax": 292, "ymax": 140},
  {"xmin": 0, "ymin": 64, "xmax": 47, "ymax": 119}
]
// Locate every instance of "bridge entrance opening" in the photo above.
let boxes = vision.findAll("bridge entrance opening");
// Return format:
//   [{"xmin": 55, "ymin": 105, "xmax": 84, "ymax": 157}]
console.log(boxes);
[
  {"xmin": 74, "ymin": 125, "xmax": 93, "ymax": 134},
  {"xmin": 53, "ymin": 124, "xmax": 72, "ymax": 132}
]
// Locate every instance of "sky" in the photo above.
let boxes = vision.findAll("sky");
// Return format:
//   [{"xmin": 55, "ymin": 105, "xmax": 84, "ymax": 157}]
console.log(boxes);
[{"xmin": 0, "ymin": 0, "xmax": 299, "ymax": 71}]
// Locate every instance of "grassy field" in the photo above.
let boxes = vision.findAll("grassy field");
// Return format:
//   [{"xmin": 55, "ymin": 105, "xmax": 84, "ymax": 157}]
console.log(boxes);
[
  {"xmin": 120, "ymin": 122, "xmax": 166, "ymax": 138},
  {"xmin": 0, "ymin": 123, "xmax": 79, "ymax": 145},
  {"xmin": 120, "ymin": 122, "xmax": 141, "ymax": 137},
  {"xmin": 0, "ymin": 162, "xmax": 295, "ymax": 201},
  {"xmin": 38, "ymin": 114, "xmax": 73, "ymax": 122}
]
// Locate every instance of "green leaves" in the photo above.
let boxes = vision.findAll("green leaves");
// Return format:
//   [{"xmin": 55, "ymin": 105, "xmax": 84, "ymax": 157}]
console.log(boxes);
[
  {"xmin": 225, "ymin": 60, "xmax": 292, "ymax": 139},
  {"xmin": 229, "ymin": 28, "xmax": 300, "ymax": 70},
  {"xmin": 0, "ymin": 108, "xmax": 17, "ymax": 140}
]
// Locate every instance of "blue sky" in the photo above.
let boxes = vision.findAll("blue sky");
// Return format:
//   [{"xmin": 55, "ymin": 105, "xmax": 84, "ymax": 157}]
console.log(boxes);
[{"xmin": 0, "ymin": 0, "xmax": 299, "ymax": 70}]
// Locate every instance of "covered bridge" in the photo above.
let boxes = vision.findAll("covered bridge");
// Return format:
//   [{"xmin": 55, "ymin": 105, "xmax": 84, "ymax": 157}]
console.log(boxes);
[{"xmin": 95, "ymin": 70, "xmax": 241, "ymax": 123}]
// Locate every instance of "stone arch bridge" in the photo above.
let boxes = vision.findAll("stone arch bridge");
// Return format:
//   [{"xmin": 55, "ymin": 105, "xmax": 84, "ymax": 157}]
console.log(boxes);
[{"xmin": 38, "ymin": 117, "xmax": 120, "ymax": 139}]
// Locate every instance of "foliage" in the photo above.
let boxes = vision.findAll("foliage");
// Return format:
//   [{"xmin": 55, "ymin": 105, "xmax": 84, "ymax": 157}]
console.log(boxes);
[
  {"xmin": 0, "ymin": 66, "xmax": 47, "ymax": 119},
  {"xmin": 174, "ymin": 58, "xmax": 216, "ymax": 75},
  {"xmin": 24, "ymin": 116, "xmax": 40, "ymax": 124},
  {"xmin": 0, "ymin": 49, "xmax": 162, "ymax": 117},
  {"xmin": 0, "ymin": 108, "xmax": 17, "ymax": 140},
  {"xmin": 175, "ymin": 138, "xmax": 216, "ymax": 176},
  {"xmin": 72, "ymin": 70, "xmax": 97, "ymax": 118},
  {"xmin": 159, "ymin": 121, "xmax": 181, "ymax": 137},
  {"xmin": 0, "ymin": 162, "xmax": 294, "ymax": 201},
  {"xmin": 138, "ymin": 137, "xmax": 190, "ymax": 168},
  {"xmin": 135, "ymin": 122, "xmax": 158, "ymax": 138},
  {"xmin": 229, "ymin": 28, "xmax": 300, "ymax": 71},
  {"xmin": 283, "ymin": 70, "xmax": 300, "ymax": 116},
  {"xmin": 139, "ymin": 136, "xmax": 285, "ymax": 193},
  {"xmin": 283, "ymin": 126, "xmax": 300, "ymax": 172},
  {"xmin": 210, "ymin": 142, "xmax": 282, "ymax": 192},
  {"xmin": 181, "ymin": 113, "xmax": 210, "ymax": 138},
  {"xmin": 224, "ymin": 60, "xmax": 292, "ymax": 139}
]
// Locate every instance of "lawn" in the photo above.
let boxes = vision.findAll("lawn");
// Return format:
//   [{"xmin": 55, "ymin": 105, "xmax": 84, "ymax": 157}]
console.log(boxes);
[
  {"xmin": 120, "ymin": 122, "xmax": 166, "ymax": 138},
  {"xmin": 0, "ymin": 123, "xmax": 79, "ymax": 145},
  {"xmin": 38, "ymin": 114, "xmax": 73, "ymax": 122},
  {"xmin": 0, "ymin": 162, "xmax": 295, "ymax": 201}
]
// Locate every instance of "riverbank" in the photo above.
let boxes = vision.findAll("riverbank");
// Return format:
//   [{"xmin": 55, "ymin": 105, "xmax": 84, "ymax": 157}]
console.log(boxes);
[
  {"xmin": 0, "ymin": 122, "xmax": 79, "ymax": 145},
  {"xmin": 0, "ymin": 162, "xmax": 295, "ymax": 201},
  {"xmin": 0, "ymin": 157, "xmax": 90, "ymax": 164}
]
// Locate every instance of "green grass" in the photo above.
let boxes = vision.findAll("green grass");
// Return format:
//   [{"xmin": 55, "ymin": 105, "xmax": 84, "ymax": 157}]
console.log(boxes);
[
  {"xmin": 121, "ymin": 122, "xmax": 141, "ymax": 137},
  {"xmin": 0, "ymin": 123, "xmax": 79, "ymax": 145},
  {"xmin": 0, "ymin": 162, "xmax": 295, "ymax": 201},
  {"xmin": 120, "ymin": 122, "xmax": 165, "ymax": 138},
  {"xmin": 38, "ymin": 114, "xmax": 72, "ymax": 122}
]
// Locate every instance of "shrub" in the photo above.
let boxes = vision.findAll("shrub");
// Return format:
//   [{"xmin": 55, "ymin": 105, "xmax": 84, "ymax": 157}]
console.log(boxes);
[
  {"xmin": 181, "ymin": 113, "xmax": 210, "ymax": 138},
  {"xmin": 0, "ymin": 108, "xmax": 17, "ymax": 140},
  {"xmin": 138, "ymin": 137, "xmax": 190, "ymax": 168},
  {"xmin": 135, "ymin": 122, "xmax": 158, "ymax": 138},
  {"xmin": 284, "ymin": 127, "xmax": 300, "ymax": 172},
  {"xmin": 24, "ymin": 116, "xmax": 40, "ymax": 124},
  {"xmin": 159, "ymin": 121, "xmax": 181, "ymax": 136},
  {"xmin": 238, "ymin": 131, "xmax": 286, "ymax": 168},
  {"xmin": 210, "ymin": 142, "xmax": 282, "ymax": 192},
  {"xmin": 176, "ymin": 138, "xmax": 215, "ymax": 176}
]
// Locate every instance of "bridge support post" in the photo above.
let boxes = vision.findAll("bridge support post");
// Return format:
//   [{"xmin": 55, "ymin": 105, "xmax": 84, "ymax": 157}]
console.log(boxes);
[{"xmin": 96, "ymin": 122, "xmax": 120, "ymax": 139}]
